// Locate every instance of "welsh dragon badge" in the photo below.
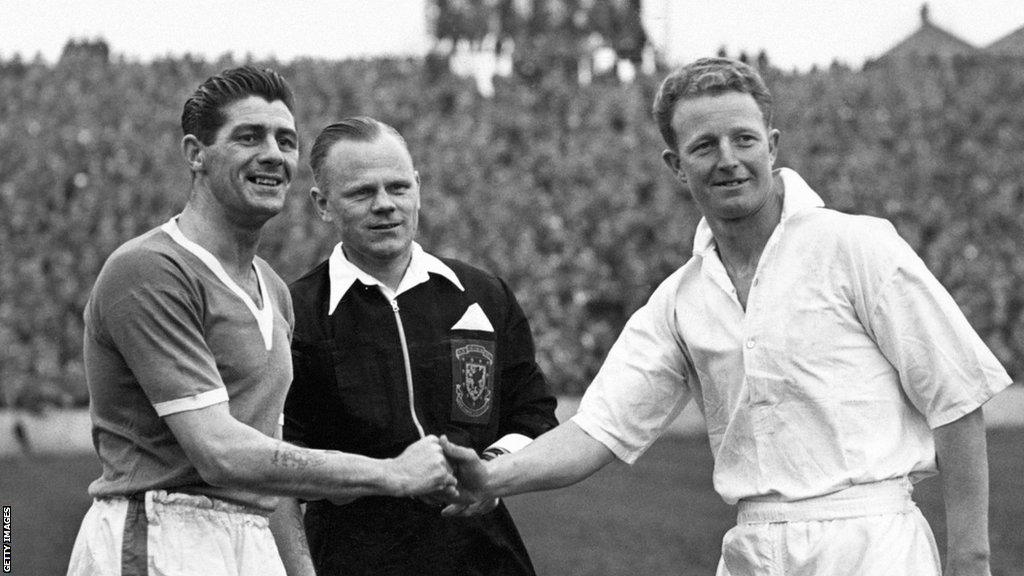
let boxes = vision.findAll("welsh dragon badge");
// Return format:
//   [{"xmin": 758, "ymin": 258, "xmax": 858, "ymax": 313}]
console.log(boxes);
[{"xmin": 450, "ymin": 338, "xmax": 495, "ymax": 424}]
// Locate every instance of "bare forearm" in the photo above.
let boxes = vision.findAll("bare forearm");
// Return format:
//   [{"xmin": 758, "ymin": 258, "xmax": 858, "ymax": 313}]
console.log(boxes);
[
  {"xmin": 212, "ymin": 432, "xmax": 398, "ymax": 501},
  {"xmin": 934, "ymin": 407, "xmax": 991, "ymax": 574},
  {"xmin": 270, "ymin": 498, "xmax": 317, "ymax": 576},
  {"xmin": 483, "ymin": 420, "xmax": 616, "ymax": 498},
  {"xmin": 165, "ymin": 406, "xmax": 455, "ymax": 502}
]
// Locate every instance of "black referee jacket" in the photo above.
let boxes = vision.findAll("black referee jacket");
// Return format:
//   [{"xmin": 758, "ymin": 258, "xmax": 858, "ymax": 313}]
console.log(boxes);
[{"xmin": 284, "ymin": 255, "xmax": 558, "ymax": 576}]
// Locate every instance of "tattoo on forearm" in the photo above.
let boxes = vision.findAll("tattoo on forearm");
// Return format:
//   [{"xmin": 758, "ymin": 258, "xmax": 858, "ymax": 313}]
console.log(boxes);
[{"xmin": 272, "ymin": 443, "xmax": 327, "ymax": 469}]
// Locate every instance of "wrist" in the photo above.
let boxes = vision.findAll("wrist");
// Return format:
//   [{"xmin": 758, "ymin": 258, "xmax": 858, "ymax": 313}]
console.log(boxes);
[
  {"xmin": 381, "ymin": 457, "xmax": 408, "ymax": 497},
  {"xmin": 946, "ymin": 549, "xmax": 990, "ymax": 571},
  {"xmin": 945, "ymin": 544, "xmax": 990, "ymax": 576},
  {"xmin": 477, "ymin": 458, "xmax": 502, "ymax": 499}
]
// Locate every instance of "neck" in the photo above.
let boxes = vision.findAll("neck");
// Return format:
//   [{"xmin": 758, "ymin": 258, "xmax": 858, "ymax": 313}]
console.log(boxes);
[
  {"xmin": 177, "ymin": 201, "xmax": 262, "ymax": 278},
  {"xmin": 345, "ymin": 246, "xmax": 412, "ymax": 293}
]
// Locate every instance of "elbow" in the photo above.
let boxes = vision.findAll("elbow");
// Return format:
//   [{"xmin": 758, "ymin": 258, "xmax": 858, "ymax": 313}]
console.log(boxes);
[
  {"xmin": 193, "ymin": 455, "xmax": 233, "ymax": 487},
  {"xmin": 199, "ymin": 462, "xmax": 234, "ymax": 488},
  {"xmin": 190, "ymin": 445, "xmax": 249, "ymax": 488}
]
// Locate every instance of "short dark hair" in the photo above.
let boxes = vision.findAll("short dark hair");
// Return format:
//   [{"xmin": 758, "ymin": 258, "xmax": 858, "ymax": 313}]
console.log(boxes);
[
  {"xmin": 309, "ymin": 116, "xmax": 408, "ymax": 186},
  {"xmin": 652, "ymin": 57, "xmax": 773, "ymax": 152},
  {"xmin": 181, "ymin": 65, "xmax": 294, "ymax": 145}
]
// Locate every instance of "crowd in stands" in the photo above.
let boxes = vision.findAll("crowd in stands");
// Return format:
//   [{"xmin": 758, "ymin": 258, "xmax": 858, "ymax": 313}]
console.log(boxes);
[{"xmin": 2, "ymin": 45, "xmax": 1022, "ymax": 408}]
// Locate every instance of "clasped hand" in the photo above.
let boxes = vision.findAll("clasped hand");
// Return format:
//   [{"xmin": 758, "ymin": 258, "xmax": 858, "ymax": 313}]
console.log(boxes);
[{"xmin": 387, "ymin": 435, "xmax": 497, "ymax": 516}]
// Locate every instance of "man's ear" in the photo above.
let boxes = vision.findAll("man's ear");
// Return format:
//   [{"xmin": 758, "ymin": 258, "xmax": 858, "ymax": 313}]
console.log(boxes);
[
  {"xmin": 661, "ymin": 149, "xmax": 686, "ymax": 184},
  {"xmin": 181, "ymin": 135, "xmax": 204, "ymax": 173},
  {"xmin": 768, "ymin": 128, "xmax": 781, "ymax": 166},
  {"xmin": 310, "ymin": 187, "xmax": 332, "ymax": 222},
  {"xmin": 413, "ymin": 171, "xmax": 422, "ymax": 211}
]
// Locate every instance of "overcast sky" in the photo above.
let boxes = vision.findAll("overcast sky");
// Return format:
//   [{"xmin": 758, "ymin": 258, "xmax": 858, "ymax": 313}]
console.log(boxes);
[{"xmin": 2, "ymin": 1, "xmax": 1024, "ymax": 71}]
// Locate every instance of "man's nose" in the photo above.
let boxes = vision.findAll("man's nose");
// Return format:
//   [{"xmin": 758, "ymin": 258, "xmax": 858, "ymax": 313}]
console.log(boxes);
[
  {"xmin": 258, "ymin": 136, "xmax": 285, "ymax": 165},
  {"xmin": 717, "ymin": 140, "xmax": 740, "ymax": 168},
  {"xmin": 370, "ymin": 187, "xmax": 397, "ymax": 211}
]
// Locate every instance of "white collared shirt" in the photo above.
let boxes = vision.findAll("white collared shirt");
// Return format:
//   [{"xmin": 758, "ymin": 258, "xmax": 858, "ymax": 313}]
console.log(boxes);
[
  {"xmin": 572, "ymin": 168, "xmax": 1011, "ymax": 504},
  {"xmin": 327, "ymin": 241, "xmax": 465, "ymax": 314}
]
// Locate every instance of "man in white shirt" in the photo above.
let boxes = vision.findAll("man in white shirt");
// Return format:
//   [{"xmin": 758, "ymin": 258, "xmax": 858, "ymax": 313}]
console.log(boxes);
[{"xmin": 442, "ymin": 57, "xmax": 1009, "ymax": 576}]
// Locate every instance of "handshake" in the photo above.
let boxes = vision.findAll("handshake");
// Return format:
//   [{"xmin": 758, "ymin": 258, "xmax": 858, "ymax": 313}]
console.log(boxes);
[{"xmin": 383, "ymin": 434, "xmax": 499, "ymax": 517}]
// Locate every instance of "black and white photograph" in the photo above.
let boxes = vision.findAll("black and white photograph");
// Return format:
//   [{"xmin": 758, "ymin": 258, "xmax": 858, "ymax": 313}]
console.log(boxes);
[{"xmin": 1, "ymin": 1, "xmax": 1023, "ymax": 575}]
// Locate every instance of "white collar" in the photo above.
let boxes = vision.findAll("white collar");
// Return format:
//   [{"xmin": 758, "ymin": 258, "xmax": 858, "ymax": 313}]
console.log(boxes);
[
  {"xmin": 327, "ymin": 241, "xmax": 465, "ymax": 315},
  {"xmin": 692, "ymin": 167, "xmax": 825, "ymax": 257},
  {"xmin": 161, "ymin": 217, "xmax": 275, "ymax": 350}
]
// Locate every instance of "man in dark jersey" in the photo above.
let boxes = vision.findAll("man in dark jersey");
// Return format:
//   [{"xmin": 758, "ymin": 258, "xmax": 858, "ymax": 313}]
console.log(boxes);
[
  {"xmin": 67, "ymin": 67, "xmax": 456, "ymax": 576},
  {"xmin": 274, "ymin": 117, "xmax": 558, "ymax": 576}
]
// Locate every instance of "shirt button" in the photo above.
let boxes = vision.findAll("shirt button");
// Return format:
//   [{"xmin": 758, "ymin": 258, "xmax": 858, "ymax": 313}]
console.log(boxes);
[
  {"xmin": 746, "ymin": 340, "xmax": 755, "ymax": 349},
  {"xmin": 752, "ymin": 278, "xmax": 759, "ymax": 287}
]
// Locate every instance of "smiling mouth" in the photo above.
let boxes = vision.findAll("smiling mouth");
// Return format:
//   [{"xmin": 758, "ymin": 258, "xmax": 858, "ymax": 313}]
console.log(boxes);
[
  {"xmin": 713, "ymin": 177, "xmax": 748, "ymax": 187},
  {"xmin": 248, "ymin": 175, "xmax": 284, "ymax": 186},
  {"xmin": 369, "ymin": 222, "xmax": 401, "ymax": 231}
]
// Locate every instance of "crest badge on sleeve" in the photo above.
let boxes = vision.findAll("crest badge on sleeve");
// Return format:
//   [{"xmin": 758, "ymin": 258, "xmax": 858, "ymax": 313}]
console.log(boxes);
[{"xmin": 450, "ymin": 338, "xmax": 495, "ymax": 424}]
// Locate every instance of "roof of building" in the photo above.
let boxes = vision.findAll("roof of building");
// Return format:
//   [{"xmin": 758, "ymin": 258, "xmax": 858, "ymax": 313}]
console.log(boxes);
[
  {"xmin": 987, "ymin": 24, "xmax": 1024, "ymax": 56},
  {"xmin": 878, "ymin": 4, "xmax": 979, "ymax": 60}
]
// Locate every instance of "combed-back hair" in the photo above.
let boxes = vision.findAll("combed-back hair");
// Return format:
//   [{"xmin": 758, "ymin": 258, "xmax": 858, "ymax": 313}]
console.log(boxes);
[
  {"xmin": 309, "ymin": 116, "xmax": 408, "ymax": 186},
  {"xmin": 181, "ymin": 65, "xmax": 294, "ymax": 144},
  {"xmin": 652, "ymin": 57, "xmax": 773, "ymax": 152}
]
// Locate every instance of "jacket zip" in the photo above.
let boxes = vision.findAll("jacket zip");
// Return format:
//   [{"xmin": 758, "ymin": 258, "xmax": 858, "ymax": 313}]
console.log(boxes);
[{"xmin": 390, "ymin": 298, "xmax": 426, "ymax": 438}]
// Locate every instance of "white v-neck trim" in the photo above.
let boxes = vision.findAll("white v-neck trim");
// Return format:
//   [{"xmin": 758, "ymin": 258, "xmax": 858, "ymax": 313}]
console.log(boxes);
[{"xmin": 161, "ymin": 217, "xmax": 275, "ymax": 350}]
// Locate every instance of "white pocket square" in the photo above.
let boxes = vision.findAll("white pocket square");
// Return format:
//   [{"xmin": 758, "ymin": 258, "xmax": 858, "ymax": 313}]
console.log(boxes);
[{"xmin": 451, "ymin": 303, "xmax": 494, "ymax": 332}]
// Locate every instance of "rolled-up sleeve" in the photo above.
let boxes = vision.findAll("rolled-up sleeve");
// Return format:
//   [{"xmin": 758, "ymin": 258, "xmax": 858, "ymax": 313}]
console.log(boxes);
[
  {"xmin": 858, "ymin": 221, "xmax": 1012, "ymax": 429},
  {"xmin": 572, "ymin": 271, "xmax": 694, "ymax": 464}
]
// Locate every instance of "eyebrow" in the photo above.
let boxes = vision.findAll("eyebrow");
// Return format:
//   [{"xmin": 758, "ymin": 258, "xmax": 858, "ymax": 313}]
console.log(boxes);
[
  {"xmin": 229, "ymin": 123, "xmax": 298, "ymax": 139},
  {"xmin": 684, "ymin": 133, "xmax": 714, "ymax": 149},
  {"xmin": 685, "ymin": 125, "xmax": 761, "ymax": 147},
  {"xmin": 342, "ymin": 176, "xmax": 414, "ymax": 194}
]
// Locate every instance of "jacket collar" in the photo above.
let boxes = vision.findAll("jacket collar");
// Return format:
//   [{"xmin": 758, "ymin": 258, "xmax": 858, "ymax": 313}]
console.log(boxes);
[
  {"xmin": 327, "ymin": 241, "xmax": 465, "ymax": 314},
  {"xmin": 692, "ymin": 167, "xmax": 825, "ymax": 257}
]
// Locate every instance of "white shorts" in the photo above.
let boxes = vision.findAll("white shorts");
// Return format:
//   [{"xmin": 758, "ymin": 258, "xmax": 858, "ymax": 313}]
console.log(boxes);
[
  {"xmin": 716, "ymin": 478, "xmax": 941, "ymax": 576},
  {"xmin": 66, "ymin": 490, "xmax": 286, "ymax": 576}
]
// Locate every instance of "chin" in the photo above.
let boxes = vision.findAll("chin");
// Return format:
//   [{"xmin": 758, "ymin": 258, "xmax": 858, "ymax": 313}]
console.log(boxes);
[
  {"xmin": 239, "ymin": 201, "xmax": 285, "ymax": 223},
  {"xmin": 712, "ymin": 204, "xmax": 758, "ymax": 221},
  {"xmin": 253, "ymin": 203, "xmax": 285, "ymax": 218},
  {"xmin": 371, "ymin": 241, "xmax": 412, "ymax": 259}
]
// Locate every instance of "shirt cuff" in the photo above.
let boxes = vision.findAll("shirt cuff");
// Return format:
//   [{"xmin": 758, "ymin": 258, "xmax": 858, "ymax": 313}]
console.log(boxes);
[
  {"xmin": 153, "ymin": 388, "xmax": 229, "ymax": 417},
  {"xmin": 927, "ymin": 374, "xmax": 1014, "ymax": 429},
  {"xmin": 483, "ymin": 433, "xmax": 533, "ymax": 459}
]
